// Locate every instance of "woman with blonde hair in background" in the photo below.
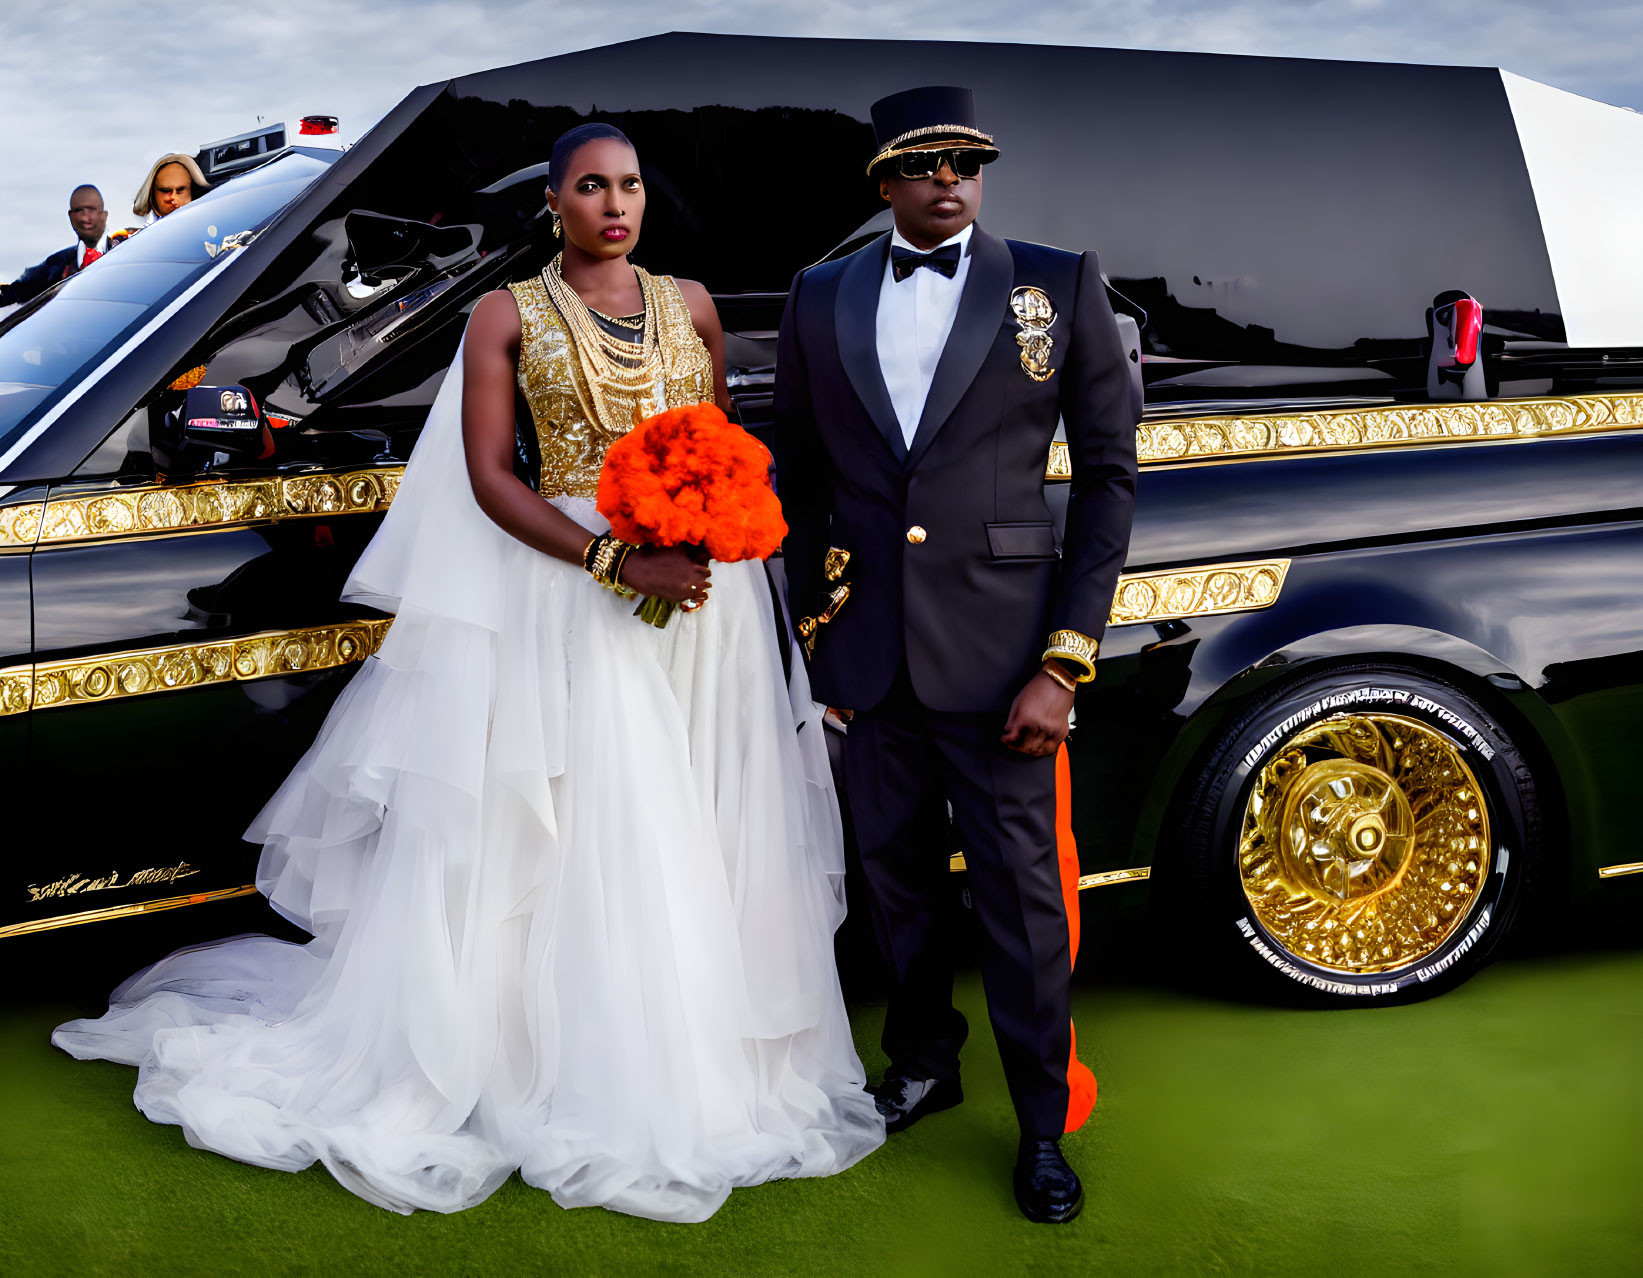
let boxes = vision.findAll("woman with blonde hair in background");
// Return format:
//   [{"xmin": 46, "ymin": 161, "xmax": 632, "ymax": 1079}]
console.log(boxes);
[{"xmin": 132, "ymin": 152, "xmax": 208, "ymax": 222}]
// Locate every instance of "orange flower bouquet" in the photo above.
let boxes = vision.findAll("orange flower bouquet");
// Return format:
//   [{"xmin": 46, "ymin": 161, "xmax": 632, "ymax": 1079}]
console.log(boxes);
[{"xmin": 596, "ymin": 402, "xmax": 788, "ymax": 627}]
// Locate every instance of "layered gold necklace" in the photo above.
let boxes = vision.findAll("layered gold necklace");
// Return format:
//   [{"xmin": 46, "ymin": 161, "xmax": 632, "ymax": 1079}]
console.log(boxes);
[{"xmin": 541, "ymin": 252, "xmax": 665, "ymax": 433}]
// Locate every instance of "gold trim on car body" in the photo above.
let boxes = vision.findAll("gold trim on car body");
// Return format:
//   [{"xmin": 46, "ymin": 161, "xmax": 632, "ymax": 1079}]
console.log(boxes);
[
  {"xmin": 1598, "ymin": 861, "xmax": 1643, "ymax": 879},
  {"xmin": 1, "ymin": 392, "xmax": 1638, "ymax": 550},
  {"xmin": 1076, "ymin": 866, "xmax": 1152, "ymax": 890},
  {"xmin": 1040, "ymin": 390, "xmax": 1643, "ymax": 479},
  {"xmin": 0, "ymin": 884, "xmax": 260, "ymax": 940},
  {"xmin": 949, "ymin": 853, "xmax": 1150, "ymax": 891},
  {"xmin": 0, "ymin": 554, "xmax": 1288, "ymax": 721},
  {"xmin": 0, "ymin": 466, "xmax": 404, "ymax": 549},
  {"xmin": 0, "ymin": 619, "xmax": 392, "ymax": 718},
  {"xmin": 1109, "ymin": 559, "xmax": 1289, "ymax": 626},
  {"xmin": 1134, "ymin": 390, "xmax": 1643, "ymax": 466},
  {"xmin": 14, "ymin": 832, "xmax": 1150, "ymax": 939}
]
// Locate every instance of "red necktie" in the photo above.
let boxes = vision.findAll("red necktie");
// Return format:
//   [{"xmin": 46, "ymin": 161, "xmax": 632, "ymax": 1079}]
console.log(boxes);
[{"xmin": 80, "ymin": 246, "xmax": 102, "ymax": 268}]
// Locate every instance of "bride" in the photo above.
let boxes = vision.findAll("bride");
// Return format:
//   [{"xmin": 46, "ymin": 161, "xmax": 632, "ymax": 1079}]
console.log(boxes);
[{"xmin": 53, "ymin": 124, "xmax": 885, "ymax": 1221}]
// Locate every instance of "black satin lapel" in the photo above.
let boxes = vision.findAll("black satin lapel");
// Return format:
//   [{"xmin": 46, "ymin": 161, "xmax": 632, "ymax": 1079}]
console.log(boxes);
[
  {"xmin": 905, "ymin": 228, "xmax": 1014, "ymax": 470},
  {"xmin": 834, "ymin": 235, "xmax": 906, "ymax": 462}
]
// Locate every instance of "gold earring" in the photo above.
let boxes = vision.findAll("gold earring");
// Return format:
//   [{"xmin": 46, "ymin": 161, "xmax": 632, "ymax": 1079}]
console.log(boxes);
[{"xmin": 550, "ymin": 211, "xmax": 562, "ymax": 238}]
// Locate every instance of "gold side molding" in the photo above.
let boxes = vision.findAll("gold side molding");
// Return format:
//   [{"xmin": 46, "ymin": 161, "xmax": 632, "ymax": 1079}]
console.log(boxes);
[
  {"xmin": 0, "ymin": 884, "xmax": 259, "ymax": 940},
  {"xmin": 1042, "ymin": 392, "xmax": 1643, "ymax": 478},
  {"xmin": 0, "ymin": 555, "xmax": 1284, "ymax": 718},
  {"xmin": 0, "ymin": 619, "xmax": 391, "ymax": 718},
  {"xmin": 1598, "ymin": 861, "xmax": 1643, "ymax": 879},
  {"xmin": 1136, "ymin": 391, "xmax": 1643, "ymax": 465},
  {"xmin": 29, "ymin": 859, "xmax": 201, "ymax": 904},
  {"xmin": 11, "ymin": 391, "xmax": 1636, "ymax": 543},
  {"xmin": 1109, "ymin": 558, "xmax": 1289, "ymax": 626},
  {"xmin": 1077, "ymin": 866, "xmax": 1152, "ymax": 890},
  {"xmin": 950, "ymin": 853, "xmax": 1151, "ymax": 891},
  {"xmin": 23, "ymin": 393, "xmax": 1638, "ymax": 540},
  {"xmin": 0, "ymin": 466, "xmax": 405, "ymax": 549}
]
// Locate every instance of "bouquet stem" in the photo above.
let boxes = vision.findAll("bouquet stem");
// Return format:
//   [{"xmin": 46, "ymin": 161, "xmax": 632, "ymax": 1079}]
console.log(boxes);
[{"xmin": 635, "ymin": 595, "xmax": 679, "ymax": 628}]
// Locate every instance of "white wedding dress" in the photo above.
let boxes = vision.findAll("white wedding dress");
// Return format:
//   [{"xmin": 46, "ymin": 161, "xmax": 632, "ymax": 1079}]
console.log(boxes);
[{"xmin": 53, "ymin": 340, "xmax": 884, "ymax": 1220}]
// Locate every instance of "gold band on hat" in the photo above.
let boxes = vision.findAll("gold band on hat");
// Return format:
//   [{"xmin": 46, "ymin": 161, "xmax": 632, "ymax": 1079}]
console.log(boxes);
[{"xmin": 867, "ymin": 125, "xmax": 999, "ymax": 174}]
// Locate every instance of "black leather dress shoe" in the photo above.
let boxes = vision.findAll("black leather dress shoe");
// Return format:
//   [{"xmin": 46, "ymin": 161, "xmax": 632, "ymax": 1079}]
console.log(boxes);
[
  {"xmin": 1013, "ymin": 1138, "xmax": 1084, "ymax": 1223},
  {"xmin": 870, "ymin": 1073, "xmax": 963, "ymax": 1133}
]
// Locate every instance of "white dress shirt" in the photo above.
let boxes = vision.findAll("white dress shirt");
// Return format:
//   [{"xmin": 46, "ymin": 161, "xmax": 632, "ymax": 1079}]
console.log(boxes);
[
  {"xmin": 75, "ymin": 236, "xmax": 110, "ymax": 267},
  {"xmin": 876, "ymin": 222, "xmax": 974, "ymax": 447}
]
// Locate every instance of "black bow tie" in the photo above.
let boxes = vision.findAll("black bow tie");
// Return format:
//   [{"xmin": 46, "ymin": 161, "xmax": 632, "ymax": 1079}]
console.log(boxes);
[{"xmin": 891, "ymin": 243, "xmax": 962, "ymax": 283}]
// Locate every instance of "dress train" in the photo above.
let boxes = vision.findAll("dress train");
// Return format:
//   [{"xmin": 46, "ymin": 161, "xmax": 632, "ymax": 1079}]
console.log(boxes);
[{"xmin": 54, "ymin": 346, "xmax": 884, "ymax": 1220}]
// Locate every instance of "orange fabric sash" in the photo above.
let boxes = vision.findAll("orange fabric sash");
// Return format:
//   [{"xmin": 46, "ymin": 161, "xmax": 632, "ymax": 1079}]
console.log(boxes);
[{"xmin": 1057, "ymin": 742, "xmax": 1098, "ymax": 1131}]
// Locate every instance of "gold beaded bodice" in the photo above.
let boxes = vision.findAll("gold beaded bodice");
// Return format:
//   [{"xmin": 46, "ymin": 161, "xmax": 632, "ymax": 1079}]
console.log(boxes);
[{"xmin": 509, "ymin": 265, "xmax": 714, "ymax": 501}]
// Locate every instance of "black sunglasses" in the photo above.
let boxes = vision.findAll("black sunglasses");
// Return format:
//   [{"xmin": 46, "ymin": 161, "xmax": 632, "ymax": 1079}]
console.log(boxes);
[{"xmin": 893, "ymin": 148, "xmax": 988, "ymax": 180}]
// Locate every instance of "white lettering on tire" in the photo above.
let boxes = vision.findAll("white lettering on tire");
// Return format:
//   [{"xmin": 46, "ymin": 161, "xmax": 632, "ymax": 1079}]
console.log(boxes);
[
  {"xmin": 1412, "ymin": 905, "xmax": 1493, "ymax": 983},
  {"xmin": 1241, "ymin": 685, "xmax": 1494, "ymax": 770},
  {"xmin": 1234, "ymin": 917, "xmax": 1401, "ymax": 996}
]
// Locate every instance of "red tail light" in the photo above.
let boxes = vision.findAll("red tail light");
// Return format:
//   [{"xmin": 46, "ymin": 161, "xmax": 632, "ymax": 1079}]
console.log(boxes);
[
  {"xmin": 299, "ymin": 115, "xmax": 339, "ymax": 136},
  {"xmin": 1452, "ymin": 298, "xmax": 1482, "ymax": 367}
]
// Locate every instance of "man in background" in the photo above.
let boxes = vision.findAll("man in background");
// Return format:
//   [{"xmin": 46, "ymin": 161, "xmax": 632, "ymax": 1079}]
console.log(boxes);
[{"xmin": 0, "ymin": 185, "xmax": 111, "ymax": 306}]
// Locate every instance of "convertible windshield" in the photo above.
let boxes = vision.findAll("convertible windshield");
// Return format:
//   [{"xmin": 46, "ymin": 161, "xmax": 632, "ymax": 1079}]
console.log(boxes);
[{"xmin": 0, "ymin": 152, "xmax": 330, "ymax": 459}]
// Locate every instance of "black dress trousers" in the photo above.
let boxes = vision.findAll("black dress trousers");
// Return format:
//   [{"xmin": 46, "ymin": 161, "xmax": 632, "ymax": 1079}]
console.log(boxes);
[{"xmin": 844, "ymin": 667, "xmax": 1074, "ymax": 1140}]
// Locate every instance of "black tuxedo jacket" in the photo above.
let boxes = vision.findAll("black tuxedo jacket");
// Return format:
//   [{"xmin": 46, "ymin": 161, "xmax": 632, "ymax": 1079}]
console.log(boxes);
[
  {"xmin": 0, "ymin": 243, "xmax": 92, "ymax": 306},
  {"xmin": 773, "ymin": 226, "xmax": 1139, "ymax": 714}
]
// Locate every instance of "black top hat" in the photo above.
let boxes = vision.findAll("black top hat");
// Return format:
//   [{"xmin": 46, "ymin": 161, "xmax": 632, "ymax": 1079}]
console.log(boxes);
[{"xmin": 866, "ymin": 85, "xmax": 999, "ymax": 175}]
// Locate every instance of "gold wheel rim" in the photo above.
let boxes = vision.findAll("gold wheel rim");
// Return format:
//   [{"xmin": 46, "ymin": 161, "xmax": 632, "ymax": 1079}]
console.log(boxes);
[{"xmin": 1238, "ymin": 712, "xmax": 1490, "ymax": 974}]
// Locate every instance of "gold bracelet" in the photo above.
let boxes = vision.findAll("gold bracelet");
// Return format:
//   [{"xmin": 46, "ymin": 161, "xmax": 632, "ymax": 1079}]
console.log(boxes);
[
  {"xmin": 581, "ymin": 535, "xmax": 600, "ymax": 572},
  {"xmin": 1041, "ymin": 629, "xmax": 1099, "ymax": 682},
  {"xmin": 591, "ymin": 536, "xmax": 619, "ymax": 587},
  {"xmin": 588, "ymin": 536, "xmax": 614, "ymax": 584},
  {"xmin": 1041, "ymin": 661, "xmax": 1078, "ymax": 694},
  {"xmin": 608, "ymin": 543, "xmax": 637, "ymax": 598},
  {"xmin": 588, "ymin": 535, "xmax": 639, "ymax": 597}
]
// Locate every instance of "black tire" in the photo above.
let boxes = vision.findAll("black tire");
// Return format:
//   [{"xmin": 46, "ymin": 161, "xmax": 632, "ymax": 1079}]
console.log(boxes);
[{"xmin": 1165, "ymin": 663, "xmax": 1540, "ymax": 1005}]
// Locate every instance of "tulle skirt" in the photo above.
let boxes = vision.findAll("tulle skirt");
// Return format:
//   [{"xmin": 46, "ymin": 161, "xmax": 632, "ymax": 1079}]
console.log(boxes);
[{"xmin": 53, "ymin": 497, "xmax": 884, "ymax": 1220}]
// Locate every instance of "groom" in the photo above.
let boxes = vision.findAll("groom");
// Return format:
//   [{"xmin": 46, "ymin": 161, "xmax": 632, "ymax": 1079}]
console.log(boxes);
[{"xmin": 773, "ymin": 85, "xmax": 1138, "ymax": 1223}]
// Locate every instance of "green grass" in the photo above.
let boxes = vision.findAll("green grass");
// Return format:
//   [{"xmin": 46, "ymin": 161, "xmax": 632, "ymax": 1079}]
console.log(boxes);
[{"xmin": 3, "ymin": 952, "xmax": 1640, "ymax": 1277}]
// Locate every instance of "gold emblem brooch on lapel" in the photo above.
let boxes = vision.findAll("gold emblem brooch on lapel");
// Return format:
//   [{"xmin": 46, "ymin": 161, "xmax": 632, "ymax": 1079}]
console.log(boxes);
[{"xmin": 1010, "ymin": 286, "xmax": 1057, "ymax": 382}]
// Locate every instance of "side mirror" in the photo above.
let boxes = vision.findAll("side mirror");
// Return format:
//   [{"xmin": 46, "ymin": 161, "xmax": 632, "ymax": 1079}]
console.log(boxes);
[
  {"xmin": 1426, "ymin": 290, "xmax": 1486, "ymax": 402},
  {"xmin": 152, "ymin": 384, "xmax": 273, "ymax": 475}
]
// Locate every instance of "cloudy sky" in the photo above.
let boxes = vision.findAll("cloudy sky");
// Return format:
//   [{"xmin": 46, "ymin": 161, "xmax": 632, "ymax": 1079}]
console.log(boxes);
[{"xmin": 2, "ymin": 0, "xmax": 1640, "ymax": 282}]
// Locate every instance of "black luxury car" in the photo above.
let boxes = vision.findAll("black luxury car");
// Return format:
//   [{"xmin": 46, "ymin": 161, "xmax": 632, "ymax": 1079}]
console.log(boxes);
[{"xmin": 2, "ymin": 34, "xmax": 1639, "ymax": 1006}]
